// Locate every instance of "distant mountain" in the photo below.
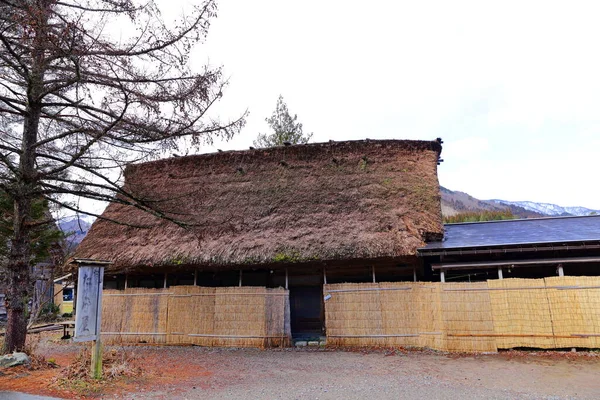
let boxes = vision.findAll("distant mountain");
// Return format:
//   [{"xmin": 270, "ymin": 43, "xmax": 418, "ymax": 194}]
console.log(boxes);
[
  {"xmin": 491, "ymin": 200, "xmax": 600, "ymax": 217},
  {"xmin": 57, "ymin": 215, "xmax": 95, "ymax": 249},
  {"xmin": 440, "ymin": 187, "xmax": 545, "ymax": 219}
]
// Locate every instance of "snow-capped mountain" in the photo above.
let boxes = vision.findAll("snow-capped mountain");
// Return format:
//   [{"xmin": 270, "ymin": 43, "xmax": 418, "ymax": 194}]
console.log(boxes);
[
  {"xmin": 491, "ymin": 200, "xmax": 600, "ymax": 217},
  {"xmin": 441, "ymin": 186, "xmax": 600, "ymax": 218},
  {"xmin": 57, "ymin": 215, "xmax": 96, "ymax": 248}
]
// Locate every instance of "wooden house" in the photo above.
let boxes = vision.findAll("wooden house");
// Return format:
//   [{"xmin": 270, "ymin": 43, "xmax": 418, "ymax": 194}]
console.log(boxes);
[{"xmin": 74, "ymin": 139, "xmax": 443, "ymax": 340}]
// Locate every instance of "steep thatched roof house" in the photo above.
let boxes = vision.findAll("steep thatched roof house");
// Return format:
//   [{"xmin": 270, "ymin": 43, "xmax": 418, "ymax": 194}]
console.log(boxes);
[{"xmin": 76, "ymin": 139, "xmax": 443, "ymax": 337}]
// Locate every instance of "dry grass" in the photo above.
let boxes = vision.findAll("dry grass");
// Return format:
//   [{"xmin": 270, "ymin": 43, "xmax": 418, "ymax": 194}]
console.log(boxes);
[
  {"xmin": 53, "ymin": 346, "xmax": 142, "ymax": 395},
  {"xmin": 75, "ymin": 139, "xmax": 443, "ymax": 271}
]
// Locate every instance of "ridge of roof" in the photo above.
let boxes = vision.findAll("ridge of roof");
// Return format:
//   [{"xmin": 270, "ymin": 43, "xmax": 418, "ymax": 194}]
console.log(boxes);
[{"xmin": 127, "ymin": 138, "xmax": 443, "ymax": 171}]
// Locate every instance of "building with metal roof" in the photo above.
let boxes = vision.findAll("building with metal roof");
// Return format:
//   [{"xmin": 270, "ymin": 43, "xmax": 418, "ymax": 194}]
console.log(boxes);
[{"xmin": 418, "ymin": 215, "xmax": 600, "ymax": 282}]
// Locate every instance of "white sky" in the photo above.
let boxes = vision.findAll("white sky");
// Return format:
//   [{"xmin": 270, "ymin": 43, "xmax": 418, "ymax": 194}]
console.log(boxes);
[{"xmin": 100, "ymin": 0, "xmax": 600, "ymax": 213}]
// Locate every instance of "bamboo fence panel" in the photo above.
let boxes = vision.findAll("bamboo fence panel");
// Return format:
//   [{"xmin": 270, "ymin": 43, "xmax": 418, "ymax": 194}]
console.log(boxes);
[
  {"xmin": 100, "ymin": 286, "xmax": 289, "ymax": 348},
  {"xmin": 101, "ymin": 288, "xmax": 169, "ymax": 344},
  {"xmin": 441, "ymin": 282, "xmax": 497, "ymax": 352},
  {"xmin": 212, "ymin": 287, "xmax": 267, "ymax": 348},
  {"xmin": 97, "ymin": 277, "xmax": 600, "ymax": 352},
  {"xmin": 414, "ymin": 283, "xmax": 445, "ymax": 350},
  {"xmin": 324, "ymin": 283, "xmax": 385, "ymax": 347},
  {"xmin": 379, "ymin": 282, "xmax": 419, "ymax": 348},
  {"xmin": 167, "ymin": 286, "xmax": 216, "ymax": 346},
  {"xmin": 264, "ymin": 287, "xmax": 290, "ymax": 347},
  {"xmin": 545, "ymin": 276, "xmax": 600, "ymax": 348},
  {"xmin": 488, "ymin": 278, "xmax": 555, "ymax": 349},
  {"xmin": 324, "ymin": 282, "xmax": 447, "ymax": 349}
]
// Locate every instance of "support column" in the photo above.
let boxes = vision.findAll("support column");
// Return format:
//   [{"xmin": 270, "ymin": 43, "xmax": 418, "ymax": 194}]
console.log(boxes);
[
  {"xmin": 558, "ymin": 264, "xmax": 564, "ymax": 277},
  {"xmin": 323, "ymin": 268, "xmax": 327, "ymax": 285},
  {"xmin": 163, "ymin": 273, "xmax": 168, "ymax": 289},
  {"xmin": 285, "ymin": 268, "xmax": 289, "ymax": 290},
  {"xmin": 498, "ymin": 267, "xmax": 504, "ymax": 280},
  {"xmin": 239, "ymin": 270, "xmax": 243, "ymax": 287},
  {"xmin": 413, "ymin": 267, "xmax": 417, "ymax": 282},
  {"xmin": 372, "ymin": 266, "xmax": 376, "ymax": 283},
  {"xmin": 194, "ymin": 269, "xmax": 198, "ymax": 286},
  {"xmin": 124, "ymin": 274, "xmax": 128, "ymax": 290},
  {"xmin": 440, "ymin": 269, "xmax": 446, "ymax": 283}
]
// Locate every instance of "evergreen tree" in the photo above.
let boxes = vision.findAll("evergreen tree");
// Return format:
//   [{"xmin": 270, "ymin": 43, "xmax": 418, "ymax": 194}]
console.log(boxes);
[{"xmin": 254, "ymin": 95, "xmax": 313, "ymax": 147}]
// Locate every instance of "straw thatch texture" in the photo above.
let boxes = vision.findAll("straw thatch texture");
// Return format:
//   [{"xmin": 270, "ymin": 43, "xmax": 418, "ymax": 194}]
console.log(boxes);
[
  {"xmin": 101, "ymin": 288, "xmax": 169, "ymax": 344},
  {"xmin": 545, "ymin": 276, "xmax": 600, "ymax": 348},
  {"xmin": 101, "ymin": 286, "xmax": 289, "ymax": 348},
  {"xmin": 441, "ymin": 282, "xmax": 496, "ymax": 352},
  {"xmin": 75, "ymin": 140, "xmax": 443, "ymax": 271},
  {"xmin": 487, "ymin": 278, "xmax": 555, "ymax": 349}
]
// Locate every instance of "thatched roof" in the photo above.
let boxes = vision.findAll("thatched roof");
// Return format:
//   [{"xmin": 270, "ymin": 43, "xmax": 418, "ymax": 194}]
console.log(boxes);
[{"xmin": 75, "ymin": 139, "xmax": 443, "ymax": 271}]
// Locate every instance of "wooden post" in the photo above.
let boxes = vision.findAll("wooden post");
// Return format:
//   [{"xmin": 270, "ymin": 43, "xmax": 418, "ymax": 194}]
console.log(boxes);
[
  {"xmin": 163, "ymin": 273, "xmax": 168, "ymax": 289},
  {"xmin": 372, "ymin": 266, "xmax": 376, "ymax": 283},
  {"xmin": 558, "ymin": 264, "xmax": 565, "ymax": 277},
  {"xmin": 323, "ymin": 268, "xmax": 327, "ymax": 285},
  {"xmin": 124, "ymin": 274, "xmax": 128, "ymax": 289},
  {"xmin": 498, "ymin": 267, "xmax": 504, "ymax": 280},
  {"xmin": 239, "ymin": 270, "xmax": 243, "ymax": 287},
  {"xmin": 91, "ymin": 338, "xmax": 102, "ymax": 379},
  {"xmin": 91, "ymin": 268, "xmax": 104, "ymax": 379},
  {"xmin": 285, "ymin": 268, "xmax": 289, "ymax": 290},
  {"xmin": 440, "ymin": 269, "xmax": 446, "ymax": 283},
  {"xmin": 413, "ymin": 267, "xmax": 417, "ymax": 282},
  {"xmin": 194, "ymin": 269, "xmax": 198, "ymax": 286}
]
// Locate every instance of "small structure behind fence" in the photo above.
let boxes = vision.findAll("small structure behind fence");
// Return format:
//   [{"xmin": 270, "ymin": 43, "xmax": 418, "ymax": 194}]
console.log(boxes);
[
  {"xmin": 324, "ymin": 277, "xmax": 600, "ymax": 352},
  {"xmin": 101, "ymin": 286, "xmax": 291, "ymax": 348}
]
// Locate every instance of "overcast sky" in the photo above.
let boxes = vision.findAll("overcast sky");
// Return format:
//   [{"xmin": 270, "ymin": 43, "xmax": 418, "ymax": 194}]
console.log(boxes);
[{"xmin": 167, "ymin": 0, "xmax": 600, "ymax": 209}]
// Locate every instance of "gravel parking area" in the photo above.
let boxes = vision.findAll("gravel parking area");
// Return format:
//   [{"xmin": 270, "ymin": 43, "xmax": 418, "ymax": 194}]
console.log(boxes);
[
  {"xmin": 115, "ymin": 347, "xmax": 600, "ymax": 400},
  {"xmin": 4, "ymin": 336, "xmax": 600, "ymax": 400}
]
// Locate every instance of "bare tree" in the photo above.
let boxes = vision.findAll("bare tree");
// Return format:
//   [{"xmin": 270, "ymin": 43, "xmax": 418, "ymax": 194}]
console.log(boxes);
[{"xmin": 0, "ymin": 0, "xmax": 244, "ymax": 352}]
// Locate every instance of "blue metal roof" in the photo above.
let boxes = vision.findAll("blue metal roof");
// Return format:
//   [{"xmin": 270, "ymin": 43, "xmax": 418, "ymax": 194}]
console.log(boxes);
[{"xmin": 422, "ymin": 215, "xmax": 600, "ymax": 251}]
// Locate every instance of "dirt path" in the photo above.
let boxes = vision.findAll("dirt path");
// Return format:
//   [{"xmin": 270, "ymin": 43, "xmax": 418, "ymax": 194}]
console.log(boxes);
[{"xmin": 2, "ymin": 336, "xmax": 600, "ymax": 399}]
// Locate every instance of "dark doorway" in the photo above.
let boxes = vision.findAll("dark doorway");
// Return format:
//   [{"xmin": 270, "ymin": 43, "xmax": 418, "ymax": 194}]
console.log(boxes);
[{"xmin": 289, "ymin": 286, "xmax": 324, "ymax": 337}]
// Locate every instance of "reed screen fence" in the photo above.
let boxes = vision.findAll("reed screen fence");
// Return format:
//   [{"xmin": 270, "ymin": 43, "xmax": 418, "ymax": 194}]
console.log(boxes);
[
  {"xmin": 101, "ymin": 286, "xmax": 291, "ymax": 348},
  {"xmin": 324, "ymin": 277, "xmax": 600, "ymax": 352}
]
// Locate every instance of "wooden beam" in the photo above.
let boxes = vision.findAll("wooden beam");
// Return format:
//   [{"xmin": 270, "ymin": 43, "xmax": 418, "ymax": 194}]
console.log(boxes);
[
  {"xmin": 433, "ymin": 256, "xmax": 600, "ymax": 270},
  {"xmin": 440, "ymin": 269, "xmax": 446, "ymax": 283}
]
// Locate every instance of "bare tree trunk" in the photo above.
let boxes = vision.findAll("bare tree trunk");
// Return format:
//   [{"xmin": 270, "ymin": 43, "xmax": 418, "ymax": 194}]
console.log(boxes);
[
  {"xmin": 2, "ymin": 1, "xmax": 48, "ymax": 353},
  {"xmin": 4, "ymin": 197, "xmax": 33, "ymax": 353}
]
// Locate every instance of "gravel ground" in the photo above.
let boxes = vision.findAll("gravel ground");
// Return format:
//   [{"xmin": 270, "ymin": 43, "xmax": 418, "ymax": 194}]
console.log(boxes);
[{"xmin": 111, "ymin": 347, "xmax": 600, "ymax": 400}]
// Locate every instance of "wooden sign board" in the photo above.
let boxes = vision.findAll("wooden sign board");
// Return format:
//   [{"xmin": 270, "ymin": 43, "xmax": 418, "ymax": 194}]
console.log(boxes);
[{"xmin": 74, "ymin": 266, "xmax": 104, "ymax": 342}]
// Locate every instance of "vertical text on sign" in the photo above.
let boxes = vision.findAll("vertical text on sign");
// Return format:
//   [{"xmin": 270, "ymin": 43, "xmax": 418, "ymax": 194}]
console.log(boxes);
[{"xmin": 74, "ymin": 266, "xmax": 105, "ymax": 342}]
